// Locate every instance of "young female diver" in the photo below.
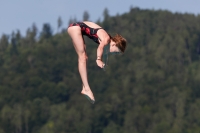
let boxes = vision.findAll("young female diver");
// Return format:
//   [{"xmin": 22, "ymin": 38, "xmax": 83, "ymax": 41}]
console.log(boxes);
[{"xmin": 67, "ymin": 21, "xmax": 127, "ymax": 104}]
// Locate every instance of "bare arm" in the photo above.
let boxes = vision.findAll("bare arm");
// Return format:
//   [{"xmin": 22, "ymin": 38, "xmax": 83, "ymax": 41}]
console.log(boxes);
[
  {"xmin": 97, "ymin": 43, "xmax": 104, "ymax": 60},
  {"xmin": 96, "ymin": 37, "xmax": 110, "ymax": 68}
]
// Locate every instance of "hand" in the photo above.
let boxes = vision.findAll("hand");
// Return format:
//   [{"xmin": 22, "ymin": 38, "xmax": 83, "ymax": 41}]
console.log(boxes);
[{"xmin": 96, "ymin": 59, "xmax": 105, "ymax": 68}]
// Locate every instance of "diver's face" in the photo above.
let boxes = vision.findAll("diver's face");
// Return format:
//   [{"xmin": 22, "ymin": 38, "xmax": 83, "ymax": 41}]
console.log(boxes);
[{"xmin": 109, "ymin": 40, "xmax": 121, "ymax": 55}]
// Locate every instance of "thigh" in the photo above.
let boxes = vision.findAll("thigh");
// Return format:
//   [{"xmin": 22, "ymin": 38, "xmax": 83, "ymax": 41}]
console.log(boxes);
[{"xmin": 68, "ymin": 26, "xmax": 86, "ymax": 56}]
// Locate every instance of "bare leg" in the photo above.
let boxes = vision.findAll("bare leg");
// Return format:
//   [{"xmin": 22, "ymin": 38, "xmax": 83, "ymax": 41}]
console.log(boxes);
[{"xmin": 67, "ymin": 26, "xmax": 95, "ymax": 103}]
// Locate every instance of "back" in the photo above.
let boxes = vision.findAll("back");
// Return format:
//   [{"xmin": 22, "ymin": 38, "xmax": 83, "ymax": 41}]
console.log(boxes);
[
  {"xmin": 83, "ymin": 21, "xmax": 102, "ymax": 29},
  {"xmin": 82, "ymin": 21, "xmax": 110, "ymax": 47}
]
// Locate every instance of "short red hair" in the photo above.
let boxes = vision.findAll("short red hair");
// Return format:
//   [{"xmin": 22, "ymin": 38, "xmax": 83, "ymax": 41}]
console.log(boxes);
[{"xmin": 111, "ymin": 34, "xmax": 127, "ymax": 53}]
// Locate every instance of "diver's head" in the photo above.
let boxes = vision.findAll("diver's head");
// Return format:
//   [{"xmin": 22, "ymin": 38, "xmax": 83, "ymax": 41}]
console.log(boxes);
[{"xmin": 110, "ymin": 34, "xmax": 127, "ymax": 54}]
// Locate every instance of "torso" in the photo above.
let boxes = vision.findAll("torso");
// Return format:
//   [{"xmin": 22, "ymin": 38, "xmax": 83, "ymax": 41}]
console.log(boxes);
[{"xmin": 68, "ymin": 21, "xmax": 109, "ymax": 44}]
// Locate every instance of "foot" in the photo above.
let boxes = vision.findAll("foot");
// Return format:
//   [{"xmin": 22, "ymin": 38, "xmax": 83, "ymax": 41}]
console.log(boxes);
[{"xmin": 81, "ymin": 86, "xmax": 95, "ymax": 104}]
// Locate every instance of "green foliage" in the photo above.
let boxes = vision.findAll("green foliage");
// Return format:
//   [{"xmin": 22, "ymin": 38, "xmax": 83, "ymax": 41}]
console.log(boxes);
[{"xmin": 1, "ymin": 8, "xmax": 200, "ymax": 133}]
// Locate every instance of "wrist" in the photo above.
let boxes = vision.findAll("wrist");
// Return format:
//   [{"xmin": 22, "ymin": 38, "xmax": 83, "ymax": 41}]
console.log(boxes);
[{"xmin": 97, "ymin": 56, "xmax": 101, "ymax": 60}]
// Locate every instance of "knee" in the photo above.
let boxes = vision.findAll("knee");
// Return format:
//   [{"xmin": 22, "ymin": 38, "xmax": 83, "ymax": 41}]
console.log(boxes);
[{"xmin": 78, "ymin": 53, "xmax": 88, "ymax": 62}]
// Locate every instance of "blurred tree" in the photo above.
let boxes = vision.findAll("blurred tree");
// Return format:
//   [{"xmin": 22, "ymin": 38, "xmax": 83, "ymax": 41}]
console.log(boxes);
[
  {"xmin": 57, "ymin": 16, "xmax": 63, "ymax": 33},
  {"xmin": 25, "ymin": 23, "xmax": 38, "ymax": 47},
  {"xmin": 12, "ymin": 104, "xmax": 22, "ymax": 133},
  {"xmin": 0, "ymin": 34, "xmax": 9, "ymax": 51},
  {"xmin": 0, "ymin": 34, "xmax": 9, "ymax": 68},
  {"xmin": 103, "ymin": 8, "xmax": 109, "ymax": 20},
  {"xmin": 40, "ymin": 23, "xmax": 53, "ymax": 40},
  {"xmin": 10, "ymin": 31, "xmax": 19, "ymax": 55},
  {"xmin": 83, "ymin": 10, "xmax": 90, "ymax": 21},
  {"xmin": 102, "ymin": 8, "xmax": 110, "ymax": 30},
  {"xmin": 68, "ymin": 17, "xmax": 77, "ymax": 26}
]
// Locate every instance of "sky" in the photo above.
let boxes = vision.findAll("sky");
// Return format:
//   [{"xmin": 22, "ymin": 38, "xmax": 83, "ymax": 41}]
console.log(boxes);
[{"xmin": 0, "ymin": 0, "xmax": 200, "ymax": 37}]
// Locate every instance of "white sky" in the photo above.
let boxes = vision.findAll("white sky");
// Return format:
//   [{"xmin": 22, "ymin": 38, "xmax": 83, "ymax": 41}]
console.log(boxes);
[{"xmin": 0, "ymin": 0, "xmax": 200, "ymax": 36}]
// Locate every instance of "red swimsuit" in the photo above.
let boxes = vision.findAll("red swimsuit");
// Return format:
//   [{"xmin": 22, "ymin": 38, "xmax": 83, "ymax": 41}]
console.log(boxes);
[{"xmin": 68, "ymin": 22, "xmax": 103, "ymax": 44}]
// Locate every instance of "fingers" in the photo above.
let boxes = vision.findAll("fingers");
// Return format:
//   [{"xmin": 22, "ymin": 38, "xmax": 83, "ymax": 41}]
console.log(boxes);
[
  {"xmin": 96, "ymin": 60, "xmax": 105, "ymax": 68},
  {"xmin": 98, "ymin": 64, "xmax": 103, "ymax": 68},
  {"xmin": 97, "ymin": 63, "xmax": 104, "ymax": 68},
  {"xmin": 100, "ymin": 63, "xmax": 105, "ymax": 68}
]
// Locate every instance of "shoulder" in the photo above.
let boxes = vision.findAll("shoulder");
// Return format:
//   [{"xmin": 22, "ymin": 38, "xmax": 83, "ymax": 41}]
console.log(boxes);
[
  {"xmin": 99, "ymin": 29, "xmax": 110, "ymax": 36},
  {"xmin": 98, "ymin": 32, "xmax": 110, "ymax": 45}
]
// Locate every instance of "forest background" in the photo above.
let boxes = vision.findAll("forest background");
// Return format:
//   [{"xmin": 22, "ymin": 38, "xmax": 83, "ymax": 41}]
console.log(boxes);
[{"xmin": 0, "ymin": 7, "xmax": 200, "ymax": 133}]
